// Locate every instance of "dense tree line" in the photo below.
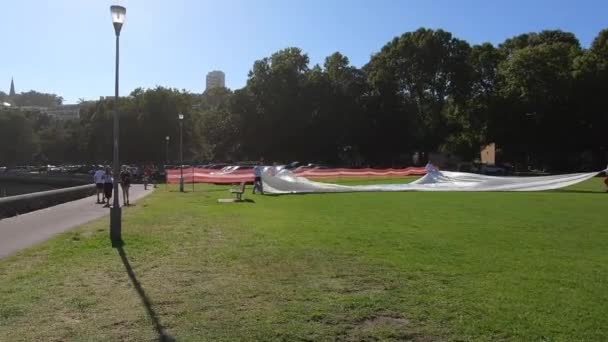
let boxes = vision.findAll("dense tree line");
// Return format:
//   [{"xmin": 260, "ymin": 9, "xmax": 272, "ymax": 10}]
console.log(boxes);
[
  {"xmin": 1, "ymin": 28, "xmax": 607, "ymax": 171},
  {"xmin": 0, "ymin": 90, "xmax": 63, "ymax": 107}
]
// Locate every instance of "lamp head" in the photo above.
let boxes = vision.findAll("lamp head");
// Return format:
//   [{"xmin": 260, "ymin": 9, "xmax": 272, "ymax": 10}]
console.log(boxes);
[{"xmin": 110, "ymin": 5, "xmax": 126, "ymax": 35}]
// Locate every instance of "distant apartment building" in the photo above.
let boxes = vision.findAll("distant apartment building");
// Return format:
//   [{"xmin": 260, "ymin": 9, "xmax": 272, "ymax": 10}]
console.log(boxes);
[{"xmin": 206, "ymin": 70, "xmax": 225, "ymax": 91}]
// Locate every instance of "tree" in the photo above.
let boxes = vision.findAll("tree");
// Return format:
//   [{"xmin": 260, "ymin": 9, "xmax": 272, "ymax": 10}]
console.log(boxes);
[
  {"xmin": 242, "ymin": 47, "xmax": 312, "ymax": 161},
  {"xmin": 319, "ymin": 52, "xmax": 368, "ymax": 164},
  {"xmin": 0, "ymin": 111, "xmax": 39, "ymax": 164},
  {"xmin": 496, "ymin": 31, "xmax": 582, "ymax": 169},
  {"xmin": 365, "ymin": 28, "xmax": 472, "ymax": 163},
  {"xmin": 571, "ymin": 29, "xmax": 608, "ymax": 169},
  {"xmin": 442, "ymin": 43, "xmax": 503, "ymax": 159},
  {"xmin": 13, "ymin": 90, "xmax": 63, "ymax": 107}
]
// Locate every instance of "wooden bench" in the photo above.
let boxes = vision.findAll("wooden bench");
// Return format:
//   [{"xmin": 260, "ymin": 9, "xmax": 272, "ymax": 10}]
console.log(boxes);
[{"xmin": 229, "ymin": 182, "xmax": 246, "ymax": 201}]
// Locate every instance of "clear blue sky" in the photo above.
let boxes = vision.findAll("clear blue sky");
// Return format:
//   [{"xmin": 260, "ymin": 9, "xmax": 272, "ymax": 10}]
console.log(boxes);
[{"xmin": 1, "ymin": 0, "xmax": 606, "ymax": 104}]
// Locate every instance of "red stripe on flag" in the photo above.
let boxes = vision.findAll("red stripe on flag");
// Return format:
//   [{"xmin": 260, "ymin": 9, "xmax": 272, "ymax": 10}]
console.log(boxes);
[{"xmin": 165, "ymin": 167, "xmax": 427, "ymax": 184}]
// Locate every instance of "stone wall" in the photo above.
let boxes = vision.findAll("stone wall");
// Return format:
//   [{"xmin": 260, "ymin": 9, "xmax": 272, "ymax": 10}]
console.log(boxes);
[{"xmin": 0, "ymin": 184, "xmax": 96, "ymax": 219}]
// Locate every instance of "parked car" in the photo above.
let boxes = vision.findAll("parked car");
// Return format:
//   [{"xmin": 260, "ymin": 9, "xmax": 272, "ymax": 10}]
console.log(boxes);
[
  {"xmin": 480, "ymin": 164, "xmax": 513, "ymax": 175},
  {"xmin": 284, "ymin": 161, "xmax": 301, "ymax": 170},
  {"xmin": 206, "ymin": 164, "xmax": 229, "ymax": 170}
]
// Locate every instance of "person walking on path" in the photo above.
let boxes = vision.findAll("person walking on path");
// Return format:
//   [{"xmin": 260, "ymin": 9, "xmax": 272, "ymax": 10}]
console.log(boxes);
[
  {"xmin": 93, "ymin": 166, "xmax": 105, "ymax": 204},
  {"xmin": 252, "ymin": 161, "xmax": 264, "ymax": 195},
  {"xmin": 102, "ymin": 167, "xmax": 114, "ymax": 208},
  {"xmin": 120, "ymin": 165, "xmax": 132, "ymax": 206},
  {"xmin": 143, "ymin": 165, "xmax": 152, "ymax": 190}
]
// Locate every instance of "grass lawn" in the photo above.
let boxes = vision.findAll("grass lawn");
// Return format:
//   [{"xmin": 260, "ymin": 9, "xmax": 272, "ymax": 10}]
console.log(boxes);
[{"xmin": 1, "ymin": 177, "xmax": 607, "ymax": 341}]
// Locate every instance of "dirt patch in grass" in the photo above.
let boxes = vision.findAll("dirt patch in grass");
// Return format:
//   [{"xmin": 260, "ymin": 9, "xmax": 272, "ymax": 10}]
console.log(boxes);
[
  {"xmin": 359, "ymin": 313, "xmax": 410, "ymax": 328},
  {"xmin": 345, "ymin": 312, "xmax": 435, "ymax": 342}
]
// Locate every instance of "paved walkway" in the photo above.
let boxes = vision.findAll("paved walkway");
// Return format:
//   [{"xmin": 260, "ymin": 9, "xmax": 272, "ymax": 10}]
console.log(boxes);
[{"xmin": 0, "ymin": 184, "xmax": 154, "ymax": 259}]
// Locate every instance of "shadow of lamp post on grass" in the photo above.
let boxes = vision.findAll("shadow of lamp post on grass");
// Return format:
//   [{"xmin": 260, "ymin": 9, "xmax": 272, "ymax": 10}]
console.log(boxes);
[{"xmin": 115, "ymin": 243, "xmax": 175, "ymax": 342}]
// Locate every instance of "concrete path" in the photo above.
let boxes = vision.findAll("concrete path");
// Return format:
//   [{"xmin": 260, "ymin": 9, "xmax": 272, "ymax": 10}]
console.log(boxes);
[{"xmin": 0, "ymin": 184, "xmax": 154, "ymax": 259}]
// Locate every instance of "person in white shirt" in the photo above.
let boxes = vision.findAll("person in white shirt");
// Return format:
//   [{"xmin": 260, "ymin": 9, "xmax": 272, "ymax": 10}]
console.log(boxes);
[{"xmin": 93, "ymin": 167, "xmax": 105, "ymax": 204}]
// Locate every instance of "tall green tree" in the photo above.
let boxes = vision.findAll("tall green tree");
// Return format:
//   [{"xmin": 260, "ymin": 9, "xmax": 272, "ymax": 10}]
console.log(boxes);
[
  {"xmin": 13, "ymin": 90, "xmax": 63, "ymax": 107},
  {"xmin": 496, "ymin": 30, "xmax": 582, "ymax": 169},
  {"xmin": 365, "ymin": 28, "xmax": 472, "ymax": 162},
  {"xmin": 572, "ymin": 29, "xmax": 608, "ymax": 169},
  {"xmin": 241, "ymin": 47, "xmax": 312, "ymax": 161},
  {"xmin": 442, "ymin": 43, "xmax": 502, "ymax": 159},
  {"xmin": 0, "ymin": 111, "xmax": 39, "ymax": 164}
]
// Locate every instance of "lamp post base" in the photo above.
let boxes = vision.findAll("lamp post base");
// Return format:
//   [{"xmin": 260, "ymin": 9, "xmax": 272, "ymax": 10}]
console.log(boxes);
[
  {"xmin": 110, "ymin": 206, "xmax": 122, "ymax": 244},
  {"xmin": 179, "ymin": 177, "xmax": 184, "ymax": 192}
]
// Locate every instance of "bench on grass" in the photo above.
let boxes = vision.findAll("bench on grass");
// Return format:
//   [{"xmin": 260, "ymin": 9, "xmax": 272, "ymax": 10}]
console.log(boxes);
[{"xmin": 229, "ymin": 182, "xmax": 246, "ymax": 201}]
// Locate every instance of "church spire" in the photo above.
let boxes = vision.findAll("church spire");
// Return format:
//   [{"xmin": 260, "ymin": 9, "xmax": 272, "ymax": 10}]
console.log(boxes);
[{"xmin": 9, "ymin": 78, "xmax": 16, "ymax": 97}]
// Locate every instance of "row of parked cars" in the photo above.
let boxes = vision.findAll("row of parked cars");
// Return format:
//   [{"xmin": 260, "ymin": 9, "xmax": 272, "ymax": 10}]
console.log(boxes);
[
  {"xmin": 1, "ymin": 165, "xmax": 93, "ymax": 174},
  {"xmin": 0, "ymin": 164, "xmax": 163, "ymax": 182},
  {"xmin": 197, "ymin": 162, "xmax": 329, "ymax": 174}
]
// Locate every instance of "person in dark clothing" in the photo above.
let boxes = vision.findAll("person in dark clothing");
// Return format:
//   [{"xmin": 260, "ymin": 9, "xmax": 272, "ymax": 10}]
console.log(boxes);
[
  {"xmin": 103, "ymin": 167, "xmax": 114, "ymax": 208},
  {"xmin": 252, "ymin": 160, "xmax": 264, "ymax": 195},
  {"xmin": 143, "ymin": 165, "xmax": 152, "ymax": 190},
  {"xmin": 120, "ymin": 166, "xmax": 132, "ymax": 206}
]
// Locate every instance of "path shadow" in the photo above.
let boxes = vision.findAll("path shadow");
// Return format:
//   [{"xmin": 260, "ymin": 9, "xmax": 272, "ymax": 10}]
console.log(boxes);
[
  {"xmin": 201, "ymin": 188, "xmax": 230, "ymax": 193},
  {"xmin": 217, "ymin": 198, "xmax": 256, "ymax": 204},
  {"xmin": 115, "ymin": 244, "xmax": 175, "ymax": 342},
  {"xmin": 551, "ymin": 189, "xmax": 606, "ymax": 194},
  {"xmin": 235, "ymin": 198, "xmax": 256, "ymax": 203}
]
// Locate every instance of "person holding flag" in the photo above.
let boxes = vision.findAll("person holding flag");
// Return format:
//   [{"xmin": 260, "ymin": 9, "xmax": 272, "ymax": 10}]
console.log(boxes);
[{"xmin": 604, "ymin": 166, "xmax": 608, "ymax": 192}]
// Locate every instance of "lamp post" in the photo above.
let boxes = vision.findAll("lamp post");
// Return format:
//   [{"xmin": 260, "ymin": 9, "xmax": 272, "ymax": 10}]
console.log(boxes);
[
  {"xmin": 110, "ymin": 4, "xmax": 126, "ymax": 244},
  {"xmin": 165, "ymin": 136, "xmax": 170, "ymax": 164},
  {"xmin": 178, "ymin": 113, "xmax": 184, "ymax": 192}
]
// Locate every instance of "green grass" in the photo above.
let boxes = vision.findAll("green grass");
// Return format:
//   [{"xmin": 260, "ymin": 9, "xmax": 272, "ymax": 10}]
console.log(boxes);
[{"xmin": 1, "ymin": 177, "xmax": 607, "ymax": 341}]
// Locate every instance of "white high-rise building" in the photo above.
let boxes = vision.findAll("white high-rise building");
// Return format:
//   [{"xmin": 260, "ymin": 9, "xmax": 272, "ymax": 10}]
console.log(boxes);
[{"xmin": 206, "ymin": 70, "xmax": 225, "ymax": 91}]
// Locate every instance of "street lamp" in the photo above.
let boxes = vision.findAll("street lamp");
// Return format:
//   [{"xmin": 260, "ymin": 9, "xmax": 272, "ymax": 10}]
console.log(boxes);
[
  {"xmin": 165, "ymin": 136, "xmax": 170, "ymax": 164},
  {"xmin": 110, "ymin": 4, "xmax": 126, "ymax": 244},
  {"xmin": 178, "ymin": 113, "xmax": 184, "ymax": 192}
]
